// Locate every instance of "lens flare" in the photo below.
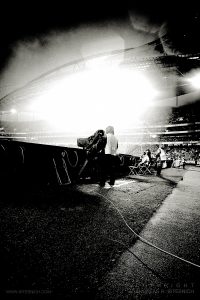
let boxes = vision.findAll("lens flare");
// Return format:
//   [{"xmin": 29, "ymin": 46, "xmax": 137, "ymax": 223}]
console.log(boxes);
[{"xmin": 28, "ymin": 65, "xmax": 157, "ymax": 132}]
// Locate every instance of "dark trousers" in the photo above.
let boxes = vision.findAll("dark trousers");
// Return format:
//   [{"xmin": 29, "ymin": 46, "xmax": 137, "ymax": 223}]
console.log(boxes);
[
  {"xmin": 157, "ymin": 160, "xmax": 165, "ymax": 175},
  {"xmin": 99, "ymin": 154, "xmax": 118, "ymax": 186}
]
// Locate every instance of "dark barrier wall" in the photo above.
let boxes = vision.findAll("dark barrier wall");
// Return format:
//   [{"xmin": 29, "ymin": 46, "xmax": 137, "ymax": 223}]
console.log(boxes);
[
  {"xmin": 0, "ymin": 140, "xmax": 87, "ymax": 188},
  {"xmin": 0, "ymin": 140, "xmax": 135, "ymax": 188}
]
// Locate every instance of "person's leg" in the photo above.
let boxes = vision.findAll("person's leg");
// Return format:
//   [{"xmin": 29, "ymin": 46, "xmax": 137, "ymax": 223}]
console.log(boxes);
[
  {"xmin": 156, "ymin": 161, "xmax": 162, "ymax": 176},
  {"xmin": 109, "ymin": 155, "xmax": 117, "ymax": 186},
  {"xmin": 157, "ymin": 166, "xmax": 161, "ymax": 176},
  {"xmin": 99, "ymin": 155, "xmax": 107, "ymax": 187}
]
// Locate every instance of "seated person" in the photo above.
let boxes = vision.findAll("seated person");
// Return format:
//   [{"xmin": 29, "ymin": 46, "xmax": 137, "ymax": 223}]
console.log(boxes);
[
  {"xmin": 146, "ymin": 149, "xmax": 152, "ymax": 163},
  {"xmin": 138, "ymin": 152, "xmax": 150, "ymax": 166}
]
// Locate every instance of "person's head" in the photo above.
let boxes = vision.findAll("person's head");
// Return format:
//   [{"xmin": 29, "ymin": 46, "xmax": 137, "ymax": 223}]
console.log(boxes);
[
  {"xmin": 158, "ymin": 144, "xmax": 164, "ymax": 150},
  {"xmin": 97, "ymin": 129, "xmax": 105, "ymax": 137},
  {"xmin": 106, "ymin": 126, "xmax": 114, "ymax": 134}
]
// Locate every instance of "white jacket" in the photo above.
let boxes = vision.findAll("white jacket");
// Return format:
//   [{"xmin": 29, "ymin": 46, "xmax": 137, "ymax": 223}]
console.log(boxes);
[
  {"xmin": 105, "ymin": 133, "xmax": 118, "ymax": 155},
  {"xmin": 159, "ymin": 148, "xmax": 166, "ymax": 161}
]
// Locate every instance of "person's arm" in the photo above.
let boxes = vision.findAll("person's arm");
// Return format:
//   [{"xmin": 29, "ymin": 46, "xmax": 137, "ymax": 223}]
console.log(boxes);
[
  {"xmin": 156, "ymin": 149, "xmax": 161, "ymax": 158},
  {"xmin": 106, "ymin": 135, "xmax": 112, "ymax": 154}
]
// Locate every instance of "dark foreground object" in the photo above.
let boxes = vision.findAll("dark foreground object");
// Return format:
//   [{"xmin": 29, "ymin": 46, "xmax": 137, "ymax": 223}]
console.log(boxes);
[{"xmin": 0, "ymin": 167, "xmax": 188, "ymax": 299}]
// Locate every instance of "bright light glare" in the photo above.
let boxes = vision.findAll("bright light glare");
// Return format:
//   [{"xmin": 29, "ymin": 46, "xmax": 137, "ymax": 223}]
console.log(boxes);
[
  {"xmin": 86, "ymin": 56, "xmax": 109, "ymax": 69},
  {"xmin": 29, "ymin": 66, "xmax": 157, "ymax": 132},
  {"xmin": 188, "ymin": 73, "xmax": 200, "ymax": 89},
  {"xmin": 10, "ymin": 108, "xmax": 17, "ymax": 114}
]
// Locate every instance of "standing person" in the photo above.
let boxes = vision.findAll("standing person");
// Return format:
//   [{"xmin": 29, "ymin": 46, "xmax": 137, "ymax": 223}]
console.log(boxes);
[
  {"xmin": 99, "ymin": 125, "xmax": 118, "ymax": 187},
  {"xmin": 181, "ymin": 156, "xmax": 186, "ymax": 169},
  {"xmin": 194, "ymin": 150, "xmax": 199, "ymax": 166},
  {"xmin": 156, "ymin": 145, "xmax": 166, "ymax": 176}
]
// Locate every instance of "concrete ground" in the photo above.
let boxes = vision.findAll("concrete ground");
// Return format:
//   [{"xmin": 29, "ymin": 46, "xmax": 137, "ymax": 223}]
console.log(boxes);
[
  {"xmin": 95, "ymin": 166, "xmax": 200, "ymax": 300},
  {"xmin": 1, "ymin": 165, "xmax": 198, "ymax": 299}
]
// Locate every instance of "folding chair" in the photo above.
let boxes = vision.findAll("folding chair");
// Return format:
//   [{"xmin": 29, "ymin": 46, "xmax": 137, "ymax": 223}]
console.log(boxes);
[
  {"xmin": 128, "ymin": 158, "xmax": 141, "ymax": 175},
  {"xmin": 129, "ymin": 165, "xmax": 139, "ymax": 175},
  {"xmin": 138, "ymin": 162, "xmax": 152, "ymax": 175}
]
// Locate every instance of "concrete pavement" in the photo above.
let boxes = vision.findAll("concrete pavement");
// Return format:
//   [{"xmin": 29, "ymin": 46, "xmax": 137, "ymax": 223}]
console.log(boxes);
[{"xmin": 95, "ymin": 166, "xmax": 200, "ymax": 299}]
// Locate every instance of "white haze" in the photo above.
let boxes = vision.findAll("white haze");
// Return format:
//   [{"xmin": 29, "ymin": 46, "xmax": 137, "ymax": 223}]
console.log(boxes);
[
  {"xmin": 0, "ymin": 11, "xmax": 164, "ymax": 99},
  {"xmin": 1, "ymin": 9, "xmax": 197, "ymax": 133}
]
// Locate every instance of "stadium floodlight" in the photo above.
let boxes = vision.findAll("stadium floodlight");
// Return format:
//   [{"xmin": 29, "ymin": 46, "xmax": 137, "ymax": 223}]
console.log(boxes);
[
  {"xmin": 28, "ymin": 66, "xmax": 157, "ymax": 132},
  {"xmin": 188, "ymin": 72, "xmax": 200, "ymax": 89},
  {"xmin": 151, "ymin": 134, "xmax": 157, "ymax": 139},
  {"xmin": 10, "ymin": 108, "xmax": 17, "ymax": 114}
]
